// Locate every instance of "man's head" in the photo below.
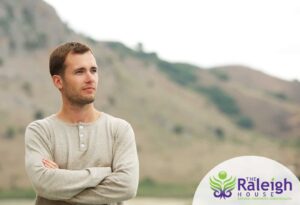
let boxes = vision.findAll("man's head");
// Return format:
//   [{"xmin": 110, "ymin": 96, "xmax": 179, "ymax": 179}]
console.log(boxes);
[
  {"xmin": 50, "ymin": 42, "xmax": 99, "ymax": 106},
  {"xmin": 49, "ymin": 42, "xmax": 92, "ymax": 76}
]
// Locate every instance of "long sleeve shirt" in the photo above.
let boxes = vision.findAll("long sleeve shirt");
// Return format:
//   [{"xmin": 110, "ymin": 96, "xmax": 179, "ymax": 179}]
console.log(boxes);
[{"xmin": 25, "ymin": 112, "xmax": 139, "ymax": 205}]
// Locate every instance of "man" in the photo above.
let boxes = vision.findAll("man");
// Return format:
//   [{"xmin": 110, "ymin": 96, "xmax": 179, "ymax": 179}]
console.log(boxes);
[{"xmin": 25, "ymin": 42, "xmax": 139, "ymax": 205}]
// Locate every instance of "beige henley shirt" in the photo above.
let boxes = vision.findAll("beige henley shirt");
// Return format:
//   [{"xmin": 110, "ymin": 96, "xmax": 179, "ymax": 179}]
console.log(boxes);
[{"xmin": 25, "ymin": 112, "xmax": 139, "ymax": 205}]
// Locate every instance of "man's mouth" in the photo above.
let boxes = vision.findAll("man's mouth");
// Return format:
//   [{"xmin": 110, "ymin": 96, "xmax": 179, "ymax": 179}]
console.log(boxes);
[
  {"xmin": 83, "ymin": 87, "xmax": 95, "ymax": 90},
  {"xmin": 82, "ymin": 87, "xmax": 95, "ymax": 93}
]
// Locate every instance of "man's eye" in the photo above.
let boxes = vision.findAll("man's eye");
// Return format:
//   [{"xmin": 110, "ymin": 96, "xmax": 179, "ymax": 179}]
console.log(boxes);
[
  {"xmin": 91, "ymin": 68, "xmax": 97, "ymax": 73},
  {"xmin": 75, "ymin": 70, "xmax": 84, "ymax": 74}
]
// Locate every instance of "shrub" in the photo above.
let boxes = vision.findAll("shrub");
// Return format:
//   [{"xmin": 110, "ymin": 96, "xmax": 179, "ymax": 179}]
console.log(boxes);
[
  {"xmin": 5, "ymin": 4, "xmax": 14, "ymax": 20},
  {"xmin": 0, "ymin": 18, "xmax": 10, "ymax": 33},
  {"xmin": 173, "ymin": 124, "xmax": 184, "ymax": 135},
  {"xmin": 214, "ymin": 127, "xmax": 225, "ymax": 140},
  {"xmin": 269, "ymin": 92, "xmax": 288, "ymax": 101},
  {"xmin": 34, "ymin": 110, "xmax": 44, "ymax": 120},
  {"xmin": 157, "ymin": 60, "xmax": 198, "ymax": 86},
  {"xmin": 135, "ymin": 42, "xmax": 144, "ymax": 53},
  {"xmin": 210, "ymin": 69, "xmax": 229, "ymax": 81},
  {"xmin": 196, "ymin": 86, "xmax": 240, "ymax": 116},
  {"xmin": 22, "ymin": 8, "xmax": 34, "ymax": 26},
  {"xmin": 22, "ymin": 81, "xmax": 32, "ymax": 96},
  {"xmin": 106, "ymin": 42, "xmax": 134, "ymax": 57},
  {"xmin": 4, "ymin": 126, "xmax": 16, "ymax": 139},
  {"xmin": 236, "ymin": 115, "xmax": 254, "ymax": 129},
  {"xmin": 24, "ymin": 33, "xmax": 47, "ymax": 50},
  {"xmin": 108, "ymin": 96, "xmax": 115, "ymax": 106},
  {"xmin": 0, "ymin": 57, "xmax": 3, "ymax": 67},
  {"xmin": 9, "ymin": 40, "xmax": 16, "ymax": 52}
]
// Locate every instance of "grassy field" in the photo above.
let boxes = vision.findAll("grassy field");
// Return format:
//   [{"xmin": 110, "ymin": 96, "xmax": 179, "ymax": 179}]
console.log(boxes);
[
  {"xmin": 0, "ymin": 198, "xmax": 191, "ymax": 205},
  {"xmin": 0, "ymin": 181, "xmax": 197, "ymax": 199},
  {"xmin": 0, "ymin": 182, "xmax": 195, "ymax": 205}
]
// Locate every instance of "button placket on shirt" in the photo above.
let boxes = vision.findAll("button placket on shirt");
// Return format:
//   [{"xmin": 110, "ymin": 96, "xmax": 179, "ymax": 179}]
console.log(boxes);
[{"xmin": 78, "ymin": 123, "xmax": 86, "ymax": 151}]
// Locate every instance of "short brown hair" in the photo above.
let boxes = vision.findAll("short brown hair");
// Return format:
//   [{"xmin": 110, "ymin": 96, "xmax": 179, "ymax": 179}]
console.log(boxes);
[{"xmin": 49, "ymin": 42, "xmax": 92, "ymax": 76}]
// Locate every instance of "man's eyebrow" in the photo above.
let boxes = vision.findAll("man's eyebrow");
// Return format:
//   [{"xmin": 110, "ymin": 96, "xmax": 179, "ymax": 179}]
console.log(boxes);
[
  {"xmin": 74, "ymin": 67, "xmax": 85, "ymax": 71},
  {"xmin": 73, "ymin": 66, "xmax": 98, "ymax": 73}
]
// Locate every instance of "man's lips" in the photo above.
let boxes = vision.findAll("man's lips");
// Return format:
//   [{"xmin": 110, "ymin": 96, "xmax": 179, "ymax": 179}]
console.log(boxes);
[
  {"xmin": 82, "ymin": 87, "xmax": 95, "ymax": 93},
  {"xmin": 82, "ymin": 87, "xmax": 95, "ymax": 90}
]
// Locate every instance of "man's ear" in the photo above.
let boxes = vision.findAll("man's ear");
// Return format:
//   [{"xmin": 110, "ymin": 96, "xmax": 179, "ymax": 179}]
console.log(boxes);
[{"xmin": 52, "ymin": 75, "xmax": 63, "ymax": 90}]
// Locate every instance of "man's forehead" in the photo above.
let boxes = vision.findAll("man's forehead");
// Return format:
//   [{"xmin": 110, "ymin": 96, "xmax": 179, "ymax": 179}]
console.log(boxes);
[{"xmin": 64, "ymin": 51, "xmax": 97, "ymax": 67}]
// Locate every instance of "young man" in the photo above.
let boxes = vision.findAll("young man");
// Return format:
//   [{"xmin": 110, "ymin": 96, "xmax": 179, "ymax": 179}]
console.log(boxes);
[{"xmin": 25, "ymin": 42, "xmax": 139, "ymax": 205}]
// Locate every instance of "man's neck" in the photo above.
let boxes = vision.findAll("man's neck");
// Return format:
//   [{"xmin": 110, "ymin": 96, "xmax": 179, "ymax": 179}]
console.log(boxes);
[{"xmin": 56, "ymin": 103, "xmax": 100, "ymax": 124}]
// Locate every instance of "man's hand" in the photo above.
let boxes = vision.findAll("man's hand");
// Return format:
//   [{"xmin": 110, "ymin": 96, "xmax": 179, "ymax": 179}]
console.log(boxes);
[{"xmin": 42, "ymin": 159, "xmax": 59, "ymax": 169}]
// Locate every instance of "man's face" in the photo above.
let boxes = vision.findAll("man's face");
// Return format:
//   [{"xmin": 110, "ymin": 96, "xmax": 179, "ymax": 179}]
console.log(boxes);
[{"xmin": 60, "ymin": 51, "xmax": 99, "ymax": 106}]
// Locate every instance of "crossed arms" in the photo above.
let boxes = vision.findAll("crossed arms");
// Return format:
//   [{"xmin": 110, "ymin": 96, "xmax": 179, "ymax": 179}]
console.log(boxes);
[{"xmin": 25, "ymin": 121, "xmax": 139, "ymax": 205}]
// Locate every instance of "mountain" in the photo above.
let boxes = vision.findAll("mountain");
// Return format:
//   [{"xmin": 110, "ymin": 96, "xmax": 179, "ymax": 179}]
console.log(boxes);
[{"xmin": 0, "ymin": 0, "xmax": 299, "ymax": 191}]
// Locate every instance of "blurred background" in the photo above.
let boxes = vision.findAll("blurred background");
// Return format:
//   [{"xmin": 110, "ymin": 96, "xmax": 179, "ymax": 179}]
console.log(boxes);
[{"xmin": 0, "ymin": 0, "xmax": 300, "ymax": 204}]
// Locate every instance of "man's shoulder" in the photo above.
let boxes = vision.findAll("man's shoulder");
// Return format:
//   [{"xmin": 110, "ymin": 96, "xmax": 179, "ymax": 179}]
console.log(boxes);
[
  {"xmin": 102, "ymin": 112, "xmax": 132, "ymax": 131},
  {"xmin": 26, "ymin": 115, "xmax": 56, "ymax": 131},
  {"xmin": 102, "ymin": 112, "xmax": 134, "ymax": 140},
  {"xmin": 103, "ymin": 112, "xmax": 130, "ymax": 126}
]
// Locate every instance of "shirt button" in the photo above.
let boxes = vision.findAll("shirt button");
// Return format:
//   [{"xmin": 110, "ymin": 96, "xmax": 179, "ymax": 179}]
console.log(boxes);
[
  {"xmin": 81, "ymin": 144, "xmax": 85, "ymax": 148},
  {"xmin": 79, "ymin": 134, "xmax": 84, "ymax": 138},
  {"xmin": 79, "ymin": 125, "xmax": 83, "ymax": 130}
]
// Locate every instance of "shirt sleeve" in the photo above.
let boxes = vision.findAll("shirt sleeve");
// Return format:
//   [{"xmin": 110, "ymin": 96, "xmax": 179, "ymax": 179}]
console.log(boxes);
[
  {"xmin": 25, "ymin": 121, "xmax": 112, "ymax": 200},
  {"xmin": 66, "ymin": 121, "xmax": 139, "ymax": 205}
]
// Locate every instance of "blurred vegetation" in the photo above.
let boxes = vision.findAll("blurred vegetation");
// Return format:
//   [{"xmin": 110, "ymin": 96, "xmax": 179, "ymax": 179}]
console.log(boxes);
[
  {"xmin": 108, "ymin": 96, "xmax": 116, "ymax": 106},
  {"xmin": 4, "ymin": 126, "xmax": 17, "ymax": 139},
  {"xmin": 209, "ymin": 69, "xmax": 229, "ymax": 81},
  {"xmin": 173, "ymin": 124, "xmax": 184, "ymax": 135},
  {"xmin": 24, "ymin": 33, "xmax": 47, "ymax": 50},
  {"xmin": 22, "ymin": 81, "xmax": 32, "ymax": 97},
  {"xmin": 268, "ymin": 91, "xmax": 288, "ymax": 101},
  {"xmin": 156, "ymin": 61, "xmax": 198, "ymax": 86},
  {"xmin": 106, "ymin": 41, "xmax": 158, "ymax": 62},
  {"xmin": 214, "ymin": 127, "xmax": 225, "ymax": 140},
  {"xmin": 85, "ymin": 36, "xmax": 97, "ymax": 45},
  {"xmin": 106, "ymin": 41, "xmax": 255, "ymax": 130},
  {"xmin": 9, "ymin": 39, "xmax": 16, "ymax": 53},
  {"xmin": 195, "ymin": 86, "xmax": 240, "ymax": 115},
  {"xmin": 106, "ymin": 42, "xmax": 199, "ymax": 86},
  {"xmin": 0, "ymin": 179, "xmax": 197, "ymax": 199},
  {"xmin": 138, "ymin": 178, "xmax": 196, "ymax": 198},
  {"xmin": 195, "ymin": 85, "xmax": 254, "ymax": 129},
  {"xmin": 34, "ymin": 109, "xmax": 44, "ymax": 120},
  {"xmin": 0, "ymin": 57, "xmax": 3, "ymax": 67},
  {"xmin": 0, "ymin": 3, "xmax": 13, "ymax": 34},
  {"xmin": 22, "ymin": 8, "xmax": 34, "ymax": 26},
  {"xmin": 5, "ymin": 4, "xmax": 14, "ymax": 20},
  {"xmin": 0, "ymin": 188, "xmax": 35, "ymax": 199},
  {"xmin": 236, "ymin": 115, "xmax": 254, "ymax": 129},
  {"xmin": 0, "ymin": 16, "xmax": 10, "ymax": 34}
]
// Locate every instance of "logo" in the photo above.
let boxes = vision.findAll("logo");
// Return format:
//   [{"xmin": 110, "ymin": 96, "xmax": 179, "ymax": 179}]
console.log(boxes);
[
  {"xmin": 209, "ymin": 170, "xmax": 236, "ymax": 199},
  {"xmin": 192, "ymin": 156, "xmax": 300, "ymax": 205}
]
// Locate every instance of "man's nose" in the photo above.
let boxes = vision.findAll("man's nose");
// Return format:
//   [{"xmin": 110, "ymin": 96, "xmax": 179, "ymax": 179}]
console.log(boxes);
[{"xmin": 85, "ymin": 71, "xmax": 95, "ymax": 82}]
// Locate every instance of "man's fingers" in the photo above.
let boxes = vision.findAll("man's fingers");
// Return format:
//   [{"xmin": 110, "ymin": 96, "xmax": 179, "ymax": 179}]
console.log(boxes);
[
  {"xmin": 42, "ymin": 160, "xmax": 55, "ymax": 168},
  {"xmin": 43, "ymin": 160, "xmax": 58, "ymax": 169},
  {"xmin": 46, "ymin": 159, "xmax": 58, "ymax": 168},
  {"xmin": 42, "ymin": 159, "xmax": 59, "ymax": 169},
  {"xmin": 45, "ymin": 159, "xmax": 59, "ymax": 168}
]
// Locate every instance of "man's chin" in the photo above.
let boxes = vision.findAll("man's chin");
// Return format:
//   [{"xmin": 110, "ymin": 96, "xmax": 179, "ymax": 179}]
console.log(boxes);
[
  {"xmin": 70, "ymin": 98, "xmax": 95, "ymax": 106},
  {"xmin": 82, "ymin": 98, "xmax": 95, "ymax": 105}
]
